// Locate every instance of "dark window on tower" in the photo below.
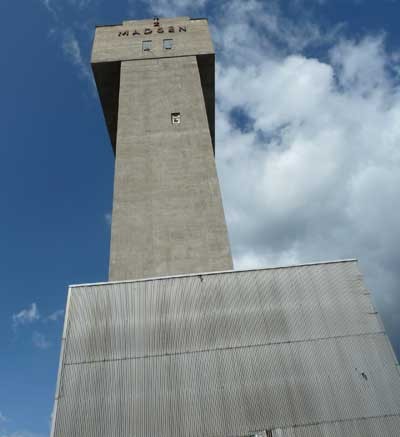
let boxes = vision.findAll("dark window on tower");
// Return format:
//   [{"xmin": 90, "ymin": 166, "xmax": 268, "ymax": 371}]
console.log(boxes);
[
  {"xmin": 171, "ymin": 113, "xmax": 181, "ymax": 125},
  {"xmin": 163, "ymin": 39, "xmax": 173, "ymax": 50},
  {"xmin": 142, "ymin": 40, "xmax": 152, "ymax": 51}
]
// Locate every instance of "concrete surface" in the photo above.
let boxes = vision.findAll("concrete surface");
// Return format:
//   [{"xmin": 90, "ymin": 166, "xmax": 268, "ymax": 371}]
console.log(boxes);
[{"xmin": 91, "ymin": 17, "xmax": 232, "ymax": 280}]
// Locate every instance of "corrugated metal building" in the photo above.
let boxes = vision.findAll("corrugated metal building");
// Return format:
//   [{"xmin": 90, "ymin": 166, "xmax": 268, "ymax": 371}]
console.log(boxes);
[{"xmin": 51, "ymin": 260, "xmax": 400, "ymax": 436}]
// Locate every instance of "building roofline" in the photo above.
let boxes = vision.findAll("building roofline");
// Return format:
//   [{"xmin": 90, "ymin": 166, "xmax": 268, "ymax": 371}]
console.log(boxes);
[
  {"xmin": 69, "ymin": 258, "xmax": 358, "ymax": 288},
  {"xmin": 95, "ymin": 16, "xmax": 201, "ymax": 29}
]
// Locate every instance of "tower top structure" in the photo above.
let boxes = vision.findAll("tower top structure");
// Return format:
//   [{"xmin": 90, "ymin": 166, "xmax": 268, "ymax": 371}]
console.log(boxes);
[{"xmin": 92, "ymin": 17, "xmax": 216, "ymax": 154}]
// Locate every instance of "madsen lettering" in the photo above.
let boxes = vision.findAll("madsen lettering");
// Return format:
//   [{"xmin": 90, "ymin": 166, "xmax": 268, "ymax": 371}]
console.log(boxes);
[{"xmin": 118, "ymin": 17, "xmax": 187, "ymax": 37}]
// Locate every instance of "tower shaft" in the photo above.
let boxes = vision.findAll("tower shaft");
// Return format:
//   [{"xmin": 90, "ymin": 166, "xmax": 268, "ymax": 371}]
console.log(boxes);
[
  {"xmin": 110, "ymin": 56, "xmax": 231, "ymax": 280},
  {"xmin": 92, "ymin": 17, "xmax": 232, "ymax": 281}
]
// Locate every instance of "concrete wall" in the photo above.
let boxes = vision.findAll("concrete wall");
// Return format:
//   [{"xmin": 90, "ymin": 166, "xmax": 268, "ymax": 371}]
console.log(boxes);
[
  {"xmin": 92, "ymin": 18, "xmax": 214, "ymax": 64},
  {"xmin": 91, "ymin": 17, "xmax": 232, "ymax": 280},
  {"xmin": 109, "ymin": 55, "xmax": 232, "ymax": 280}
]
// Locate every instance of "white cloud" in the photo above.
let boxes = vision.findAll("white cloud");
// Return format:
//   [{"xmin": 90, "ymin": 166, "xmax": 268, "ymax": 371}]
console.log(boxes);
[
  {"xmin": 12, "ymin": 303, "xmax": 40, "ymax": 329},
  {"xmin": 62, "ymin": 30, "xmax": 91, "ymax": 79},
  {"xmin": 46, "ymin": 310, "xmax": 64, "ymax": 322},
  {"xmin": 39, "ymin": 0, "xmax": 95, "ymax": 84},
  {"xmin": 330, "ymin": 35, "xmax": 388, "ymax": 93},
  {"xmin": 216, "ymin": 33, "xmax": 400, "ymax": 272},
  {"xmin": 32, "ymin": 332, "xmax": 51, "ymax": 350},
  {"xmin": 12, "ymin": 303, "xmax": 64, "ymax": 333},
  {"xmin": 0, "ymin": 412, "xmax": 7, "ymax": 423}
]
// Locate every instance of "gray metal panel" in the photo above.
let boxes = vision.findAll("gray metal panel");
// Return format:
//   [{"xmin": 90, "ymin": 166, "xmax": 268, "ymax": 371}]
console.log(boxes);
[
  {"xmin": 272, "ymin": 415, "xmax": 400, "ymax": 436},
  {"xmin": 64, "ymin": 261, "xmax": 382, "ymax": 364},
  {"xmin": 54, "ymin": 334, "xmax": 400, "ymax": 437},
  {"xmin": 52, "ymin": 261, "xmax": 400, "ymax": 437}
]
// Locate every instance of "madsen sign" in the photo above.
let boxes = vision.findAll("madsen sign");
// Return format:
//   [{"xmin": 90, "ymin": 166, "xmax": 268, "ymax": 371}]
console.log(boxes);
[{"xmin": 118, "ymin": 17, "xmax": 187, "ymax": 37}]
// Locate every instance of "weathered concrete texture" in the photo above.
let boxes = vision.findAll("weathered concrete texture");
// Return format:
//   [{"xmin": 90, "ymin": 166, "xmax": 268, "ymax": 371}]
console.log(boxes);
[
  {"xmin": 92, "ymin": 18, "xmax": 213, "ymax": 64},
  {"xmin": 92, "ymin": 17, "xmax": 215, "ymax": 154},
  {"xmin": 109, "ymin": 56, "xmax": 232, "ymax": 280},
  {"xmin": 91, "ymin": 17, "xmax": 232, "ymax": 280}
]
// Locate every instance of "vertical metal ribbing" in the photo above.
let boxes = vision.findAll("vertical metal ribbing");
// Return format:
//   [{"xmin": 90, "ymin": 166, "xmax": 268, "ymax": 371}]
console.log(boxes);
[
  {"xmin": 51, "ymin": 261, "xmax": 400, "ymax": 437},
  {"xmin": 64, "ymin": 261, "xmax": 383, "ymax": 365},
  {"xmin": 272, "ymin": 415, "xmax": 400, "ymax": 436},
  {"xmin": 55, "ymin": 335, "xmax": 400, "ymax": 436}
]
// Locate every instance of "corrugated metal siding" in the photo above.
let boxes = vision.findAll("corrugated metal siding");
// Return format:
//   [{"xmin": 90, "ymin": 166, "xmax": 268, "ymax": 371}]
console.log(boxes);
[
  {"xmin": 55, "ymin": 334, "xmax": 400, "ymax": 436},
  {"xmin": 272, "ymin": 415, "xmax": 400, "ymax": 436},
  {"xmin": 64, "ymin": 261, "xmax": 381, "ymax": 364},
  {"xmin": 52, "ymin": 261, "xmax": 400, "ymax": 437}
]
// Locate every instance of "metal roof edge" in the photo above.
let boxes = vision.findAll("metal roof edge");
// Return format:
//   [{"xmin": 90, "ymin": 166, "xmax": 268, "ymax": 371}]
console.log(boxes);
[{"xmin": 69, "ymin": 258, "xmax": 358, "ymax": 288}]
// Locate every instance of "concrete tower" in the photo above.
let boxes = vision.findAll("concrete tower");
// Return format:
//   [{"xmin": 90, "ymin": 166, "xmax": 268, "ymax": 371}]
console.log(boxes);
[
  {"xmin": 50, "ymin": 16, "xmax": 400, "ymax": 437},
  {"xmin": 92, "ymin": 17, "xmax": 232, "ymax": 281}
]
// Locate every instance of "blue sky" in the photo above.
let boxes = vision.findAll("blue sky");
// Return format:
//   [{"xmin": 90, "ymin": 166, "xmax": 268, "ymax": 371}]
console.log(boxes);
[{"xmin": 2, "ymin": 0, "xmax": 400, "ymax": 436}]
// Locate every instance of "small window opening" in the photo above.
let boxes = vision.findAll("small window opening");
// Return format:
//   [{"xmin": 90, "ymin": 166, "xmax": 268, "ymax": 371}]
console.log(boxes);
[
  {"xmin": 163, "ymin": 39, "xmax": 173, "ymax": 50},
  {"xmin": 142, "ymin": 40, "xmax": 152, "ymax": 51},
  {"xmin": 171, "ymin": 112, "xmax": 181, "ymax": 125}
]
